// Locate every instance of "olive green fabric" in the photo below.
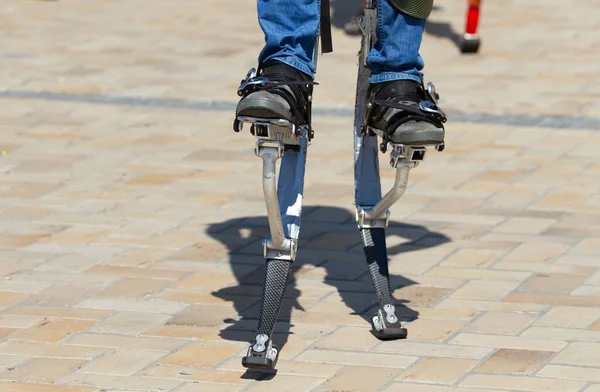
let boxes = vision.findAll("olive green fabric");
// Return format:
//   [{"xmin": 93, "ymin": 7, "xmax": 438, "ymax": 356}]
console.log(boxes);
[{"xmin": 390, "ymin": 0, "xmax": 434, "ymax": 19}]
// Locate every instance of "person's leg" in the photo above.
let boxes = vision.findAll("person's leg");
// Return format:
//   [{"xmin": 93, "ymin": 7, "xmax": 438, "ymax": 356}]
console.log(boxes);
[
  {"xmin": 367, "ymin": 0, "xmax": 426, "ymax": 84},
  {"xmin": 366, "ymin": 0, "xmax": 446, "ymax": 146},
  {"xmin": 257, "ymin": 0, "xmax": 320, "ymax": 77},
  {"xmin": 235, "ymin": 0, "xmax": 320, "ymax": 126}
]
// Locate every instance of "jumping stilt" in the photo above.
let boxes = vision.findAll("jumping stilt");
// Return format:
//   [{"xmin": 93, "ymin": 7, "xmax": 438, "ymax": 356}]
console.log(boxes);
[
  {"xmin": 353, "ymin": 0, "xmax": 445, "ymax": 340},
  {"xmin": 234, "ymin": 70, "xmax": 312, "ymax": 369}
]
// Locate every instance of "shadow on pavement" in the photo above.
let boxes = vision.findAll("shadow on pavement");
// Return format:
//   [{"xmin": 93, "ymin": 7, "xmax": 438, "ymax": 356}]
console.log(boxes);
[{"xmin": 209, "ymin": 205, "xmax": 451, "ymax": 353}]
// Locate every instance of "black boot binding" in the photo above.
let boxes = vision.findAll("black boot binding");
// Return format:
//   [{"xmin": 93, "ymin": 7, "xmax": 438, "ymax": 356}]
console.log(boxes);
[
  {"xmin": 233, "ymin": 61, "xmax": 317, "ymax": 140},
  {"xmin": 365, "ymin": 79, "xmax": 447, "ymax": 149}
]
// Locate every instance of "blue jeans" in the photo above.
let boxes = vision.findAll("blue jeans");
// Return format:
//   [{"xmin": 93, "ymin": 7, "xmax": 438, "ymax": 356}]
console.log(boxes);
[{"xmin": 257, "ymin": 0, "xmax": 426, "ymax": 84}]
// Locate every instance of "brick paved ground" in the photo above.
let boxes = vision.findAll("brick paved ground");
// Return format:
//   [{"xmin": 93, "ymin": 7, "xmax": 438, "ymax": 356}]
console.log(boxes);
[{"xmin": 1, "ymin": 0, "xmax": 600, "ymax": 391}]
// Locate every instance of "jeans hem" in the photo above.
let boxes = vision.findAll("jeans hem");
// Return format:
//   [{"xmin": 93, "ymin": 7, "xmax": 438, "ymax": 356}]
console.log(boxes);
[{"xmin": 369, "ymin": 72, "xmax": 422, "ymax": 84}]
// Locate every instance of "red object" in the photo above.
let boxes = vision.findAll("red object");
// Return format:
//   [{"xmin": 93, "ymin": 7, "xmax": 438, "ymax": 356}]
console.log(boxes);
[{"xmin": 465, "ymin": 0, "xmax": 482, "ymax": 35}]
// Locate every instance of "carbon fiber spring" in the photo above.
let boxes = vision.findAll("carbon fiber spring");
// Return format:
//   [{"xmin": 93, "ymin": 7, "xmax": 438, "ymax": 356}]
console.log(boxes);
[
  {"xmin": 256, "ymin": 258, "xmax": 293, "ymax": 336},
  {"xmin": 361, "ymin": 228, "xmax": 394, "ymax": 307}
]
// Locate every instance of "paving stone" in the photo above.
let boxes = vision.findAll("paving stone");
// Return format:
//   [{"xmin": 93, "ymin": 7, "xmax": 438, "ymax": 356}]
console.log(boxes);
[
  {"xmin": 0, "ymin": 383, "xmax": 95, "ymax": 392},
  {"xmin": 397, "ymin": 357, "xmax": 478, "ymax": 384},
  {"xmin": 294, "ymin": 349, "xmax": 418, "ymax": 369},
  {"xmin": 0, "ymin": 341, "xmax": 107, "ymax": 359},
  {"xmin": 176, "ymin": 383, "xmax": 243, "ymax": 392},
  {"xmin": 460, "ymin": 374, "xmax": 585, "ymax": 391},
  {"xmin": 538, "ymin": 365, "xmax": 600, "ymax": 382},
  {"xmin": 23, "ymin": 285, "xmax": 99, "ymax": 307},
  {"xmin": 503, "ymin": 293, "xmax": 600, "ymax": 308},
  {"xmin": 402, "ymin": 318, "xmax": 466, "ymax": 342},
  {"xmin": 317, "ymin": 366, "xmax": 399, "ymax": 392},
  {"xmin": 551, "ymin": 342, "xmax": 600, "ymax": 366},
  {"xmin": 463, "ymin": 311, "xmax": 537, "ymax": 335},
  {"xmin": 166, "ymin": 305, "xmax": 236, "ymax": 328},
  {"xmin": 519, "ymin": 273, "xmax": 586, "ymax": 294},
  {"xmin": 244, "ymin": 375, "xmax": 325, "ymax": 392},
  {"xmin": 449, "ymin": 333, "xmax": 567, "ymax": 352},
  {"xmin": 56, "ymin": 373, "xmax": 184, "ymax": 391},
  {"xmin": 0, "ymin": 358, "xmax": 84, "ymax": 383},
  {"xmin": 477, "ymin": 349, "xmax": 553, "ymax": 375},
  {"xmin": 314, "ymin": 326, "xmax": 378, "ymax": 351},
  {"xmin": 11, "ymin": 319, "xmax": 94, "ymax": 343},
  {"xmin": 77, "ymin": 348, "xmax": 165, "ymax": 376},
  {"xmin": 493, "ymin": 217, "xmax": 556, "ymax": 234},
  {"xmin": 439, "ymin": 248, "xmax": 504, "ymax": 268},
  {"xmin": 89, "ymin": 312, "xmax": 170, "ymax": 335},
  {"xmin": 0, "ymin": 354, "xmax": 28, "ymax": 371},
  {"xmin": 160, "ymin": 343, "xmax": 240, "ymax": 368},
  {"xmin": 142, "ymin": 365, "xmax": 252, "ymax": 384},
  {"xmin": 451, "ymin": 280, "xmax": 520, "ymax": 300},
  {"xmin": 98, "ymin": 278, "xmax": 171, "ymax": 299},
  {"xmin": 66, "ymin": 333, "xmax": 185, "ymax": 351},
  {"xmin": 0, "ymin": 315, "xmax": 43, "ymax": 329},
  {"xmin": 2, "ymin": 306, "xmax": 112, "ymax": 321},
  {"xmin": 383, "ymin": 384, "xmax": 499, "ymax": 392},
  {"xmin": 503, "ymin": 242, "xmax": 571, "ymax": 263},
  {"xmin": 75, "ymin": 298, "xmax": 187, "ymax": 314},
  {"xmin": 522, "ymin": 326, "xmax": 600, "ymax": 342}
]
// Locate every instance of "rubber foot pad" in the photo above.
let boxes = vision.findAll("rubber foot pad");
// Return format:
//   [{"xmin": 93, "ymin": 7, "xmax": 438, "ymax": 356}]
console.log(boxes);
[
  {"xmin": 372, "ymin": 326, "xmax": 408, "ymax": 341},
  {"xmin": 242, "ymin": 346, "xmax": 279, "ymax": 370},
  {"xmin": 460, "ymin": 37, "xmax": 481, "ymax": 53}
]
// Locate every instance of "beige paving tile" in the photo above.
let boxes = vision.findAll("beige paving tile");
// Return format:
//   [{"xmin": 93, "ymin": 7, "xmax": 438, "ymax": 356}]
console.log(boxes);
[
  {"xmin": 315, "ymin": 327, "xmax": 381, "ymax": 351},
  {"xmin": 373, "ymin": 340, "xmax": 493, "ymax": 359},
  {"xmin": 2, "ymin": 306, "xmax": 112, "ymax": 321},
  {"xmin": 57, "ymin": 373, "xmax": 184, "ymax": 391},
  {"xmin": 98, "ymin": 278, "xmax": 170, "ymax": 298},
  {"xmin": 439, "ymin": 248, "xmax": 504, "ymax": 268},
  {"xmin": 460, "ymin": 374, "xmax": 585, "ymax": 391},
  {"xmin": 177, "ymin": 383, "xmax": 243, "ymax": 392},
  {"xmin": 503, "ymin": 242, "xmax": 571, "ymax": 263},
  {"xmin": 519, "ymin": 274, "xmax": 586, "ymax": 294},
  {"xmin": 77, "ymin": 348, "xmax": 165, "ymax": 376},
  {"xmin": 383, "ymin": 384, "xmax": 502, "ymax": 392},
  {"xmin": 493, "ymin": 217, "xmax": 556, "ymax": 234},
  {"xmin": 316, "ymin": 366, "xmax": 399, "ymax": 391},
  {"xmin": 463, "ymin": 312, "xmax": 537, "ymax": 335},
  {"xmin": 449, "ymin": 333, "xmax": 567, "ymax": 352},
  {"xmin": 0, "ymin": 341, "xmax": 106, "ymax": 359},
  {"xmin": 0, "ymin": 358, "xmax": 84, "ymax": 383},
  {"xmin": 427, "ymin": 267, "xmax": 530, "ymax": 281},
  {"xmin": 0, "ymin": 383, "xmax": 95, "ymax": 392},
  {"xmin": 551, "ymin": 342, "xmax": 600, "ymax": 366},
  {"xmin": 66, "ymin": 333, "xmax": 184, "ymax": 351},
  {"xmin": 23, "ymin": 285, "xmax": 98, "ymax": 307},
  {"xmin": 160, "ymin": 342, "xmax": 240, "ymax": 368},
  {"xmin": 451, "ymin": 280, "xmax": 520, "ymax": 300},
  {"xmin": 295, "ymin": 349, "xmax": 418, "ymax": 369},
  {"xmin": 534, "ymin": 306, "xmax": 600, "ymax": 328},
  {"xmin": 244, "ymin": 375, "xmax": 325, "ymax": 391},
  {"xmin": 403, "ymin": 318, "xmax": 466, "ymax": 342},
  {"xmin": 521, "ymin": 327, "xmax": 600, "ymax": 342},
  {"xmin": 503, "ymin": 292, "xmax": 600, "ymax": 307},
  {"xmin": 477, "ymin": 349, "xmax": 553, "ymax": 374},
  {"xmin": 89, "ymin": 312, "xmax": 170, "ymax": 335},
  {"xmin": 12, "ymin": 319, "xmax": 95, "ymax": 343},
  {"xmin": 538, "ymin": 365, "xmax": 600, "ymax": 382},
  {"xmin": 397, "ymin": 358, "xmax": 478, "ymax": 384}
]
